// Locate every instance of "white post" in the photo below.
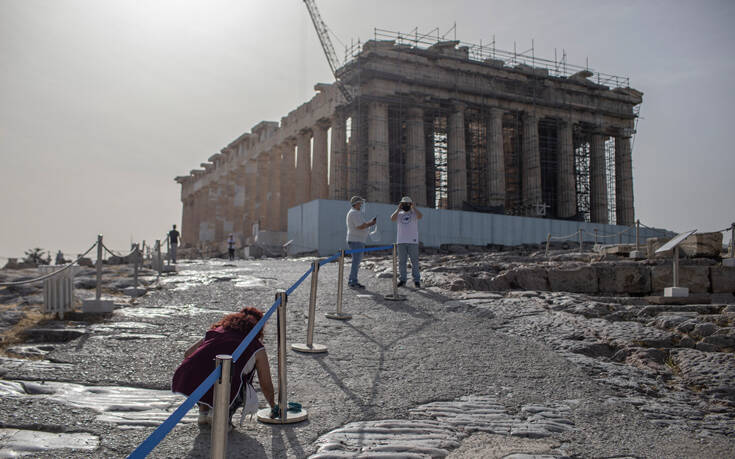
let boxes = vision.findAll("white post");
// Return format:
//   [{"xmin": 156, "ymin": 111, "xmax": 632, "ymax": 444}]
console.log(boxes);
[
  {"xmin": 95, "ymin": 234, "xmax": 103, "ymax": 301},
  {"xmin": 578, "ymin": 229, "xmax": 584, "ymax": 253},
  {"xmin": 326, "ymin": 250, "xmax": 352, "ymax": 320},
  {"xmin": 384, "ymin": 244, "xmax": 406, "ymax": 301}
]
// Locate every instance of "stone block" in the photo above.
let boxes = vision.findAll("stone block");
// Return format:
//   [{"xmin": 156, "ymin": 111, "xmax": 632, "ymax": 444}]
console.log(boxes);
[
  {"xmin": 548, "ymin": 265, "xmax": 598, "ymax": 293},
  {"xmin": 82, "ymin": 299, "xmax": 114, "ymax": 313},
  {"xmin": 602, "ymin": 244, "xmax": 634, "ymax": 256},
  {"xmin": 665, "ymin": 286, "xmax": 689, "ymax": 297},
  {"xmin": 496, "ymin": 266, "xmax": 548, "ymax": 291},
  {"xmin": 597, "ymin": 263, "xmax": 651, "ymax": 295},
  {"xmin": 710, "ymin": 266, "xmax": 735, "ymax": 294},
  {"xmin": 651, "ymin": 265, "xmax": 710, "ymax": 293},
  {"xmin": 679, "ymin": 232, "xmax": 723, "ymax": 258}
]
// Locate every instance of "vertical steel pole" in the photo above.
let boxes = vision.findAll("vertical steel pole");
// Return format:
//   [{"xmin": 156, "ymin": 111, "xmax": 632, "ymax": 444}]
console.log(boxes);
[
  {"xmin": 545, "ymin": 233, "xmax": 551, "ymax": 258},
  {"xmin": 593, "ymin": 229, "xmax": 598, "ymax": 246},
  {"xmin": 156, "ymin": 240, "xmax": 162, "ymax": 275},
  {"xmin": 277, "ymin": 291, "xmax": 288, "ymax": 423},
  {"xmin": 133, "ymin": 244, "xmax": 139, "ymax": 290},
  {"xmin": 211, "ymin": 355, "xmax": 232, "ymax": 459},
  {"xmin": 636, "ymin": 219, "xmax": 641, "ymax": 252},
  {"xmin": 730, "ymin": 223, "xmax": 735, "ymax": 258},
  {"xmin": 391, "ymin": 243, "xmax": 398, "ymax": 297},
  {"xmin": 673, "ymin": 246, "xmax": 679, "ymax": 288},
  {"xmin": 336, "ymin": 250, "xmax": 345, "ymax": 314},
  {"xmin": 95, "ymin": 235, "xmax": 103, "ymax": 301},
  {"xmin": 306, "ymin": 259, "xmax": 319, "ymax": 347},
  {"xmin": 166, "ymin": 236, "xmax": 171, "ymax": 266}
]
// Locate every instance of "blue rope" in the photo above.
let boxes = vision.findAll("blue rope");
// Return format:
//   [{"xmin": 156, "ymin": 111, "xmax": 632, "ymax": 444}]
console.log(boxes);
[
  {"xmin": 319, "ymin": 252, "xmax": 340, "ymax": 266},
  {"xmin": 286, "ymin": 266, "xmax": 313, "ymax": 295}
]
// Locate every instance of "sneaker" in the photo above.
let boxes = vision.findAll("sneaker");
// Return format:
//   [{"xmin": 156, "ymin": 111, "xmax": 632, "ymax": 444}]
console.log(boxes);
[
  {"xmin": 355, "ymin": 283, "xmax": 366, "ymax": 289},
  {"xmin": 414, "ymin": 281, "xmax": 421, "ymax": 288},
  {"xmin": 397, "ymin": 280, "xmax": 406, "ymax": 287}
]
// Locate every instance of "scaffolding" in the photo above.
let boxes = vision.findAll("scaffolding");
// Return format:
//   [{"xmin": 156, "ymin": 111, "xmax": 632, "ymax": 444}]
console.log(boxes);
[
  {"xmin": 605, "ymin": 138, "xmax": 617, "ymax": 224},
  {"xmin": 343, "ymin": 28, "xmax": 631, "ymax": 90}
]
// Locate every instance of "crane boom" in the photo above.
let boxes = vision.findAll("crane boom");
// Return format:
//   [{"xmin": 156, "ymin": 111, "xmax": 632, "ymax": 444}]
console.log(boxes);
[{"xmin": 303, "ymin": 0, "xmax": 353, "ymax": 103}]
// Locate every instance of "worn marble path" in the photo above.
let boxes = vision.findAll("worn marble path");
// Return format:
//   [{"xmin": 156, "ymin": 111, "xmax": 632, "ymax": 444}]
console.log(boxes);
[{"xmin": 0, "ymin": 257, "xmax": 733, "ymax": 458}]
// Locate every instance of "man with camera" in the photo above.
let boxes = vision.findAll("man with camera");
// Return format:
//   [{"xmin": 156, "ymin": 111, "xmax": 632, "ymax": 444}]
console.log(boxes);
[
  {"xmin": 390, "ymin": 196, "xmax": 423, "ymax": 288},
  {"xmin": 346, "ymin": 196, "xmax": 377, "ymax": 288}
]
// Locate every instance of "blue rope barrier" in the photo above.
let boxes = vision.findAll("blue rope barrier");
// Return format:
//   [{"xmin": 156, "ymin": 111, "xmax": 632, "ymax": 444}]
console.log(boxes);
[
  {"xmin": 345, "ymin": 245, "xmax": 393, "ymax": 255},
  {"xmin": 319, "ymin": 252, "xmax": 340, "ymax": 266},
  {"xmin": 286, "ymin": 266, "xmax": 314, "ymax": 296}
]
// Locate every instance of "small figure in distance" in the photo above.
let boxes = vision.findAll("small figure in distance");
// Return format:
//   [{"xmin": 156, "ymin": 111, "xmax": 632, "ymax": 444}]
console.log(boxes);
[
  {"xmin": 345, "ymin": 196, "xmax": 376, "ymax": 289},
  {"xmin": 227, "ymin": 233, "xmax": 236, "ymax": 261},
  {"xmin": 172, "ymin": 307, "xmax": 276, "ymax": 427},
  {"xmin": 168, "ymin": 225, "xmax": 180, "ymax": 264},
  {"xmin": 390, "ymin": 196, "xmax": 423, "ymax": 288}
]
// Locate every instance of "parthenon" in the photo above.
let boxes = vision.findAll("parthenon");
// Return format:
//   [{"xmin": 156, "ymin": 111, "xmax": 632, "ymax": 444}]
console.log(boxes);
[{"xmin": 176, "ymin": 33, "xmax": 642, "ymax": 249}]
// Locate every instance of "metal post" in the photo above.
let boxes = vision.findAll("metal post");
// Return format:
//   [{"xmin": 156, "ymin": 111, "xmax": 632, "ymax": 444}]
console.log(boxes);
[
  {"xmin": 636, "ymin": 219, "xmax": 641, "ymax": 252},
  {"xmin": 545, "ymin": 233, "xmax": 551, "ymax": 258},
  {"xmin": 95, "ymin": 234, "xmax": 103, "ymax": 301},
  {"xmin": 133, "ymin": 243, "xmax": 139, "ymax": 290},
  {"xmin": 673, "ymin": 246, "xmax": 679, "ymax": 288},
  {"xmin": 293, "ymin": 260, "xmax": 327, "ymax": 353},
  {"xmin": 156, "ymin": 239, "xmax": 162, "ymax": 276},
  {"xmin": 593, "ymin": 228, "xmax": 598, "ymax": 246},
  {"xmin": 166, "ymin": 236, "xmax": 171, "ymax": 266},
  {"xmin": 211, "ymin": 354, "xmax": 232, "ymax": 459},
  {"xmin": 730, "ymin": 223, "xmax": 735, "ymax": 258},
  {"xmin": 326, "ymin": 250, "xmax": 351, "ymax": 320},
  {"xmin": 384, "ymin": 243, "xmax": 406, "ymax": 301},
  {"xmin": 256, "ymin": 291, "xmax": 308, "ymax": 424},
  {"xmin": 277, "ymin": 292, "xmax": 287, "ymax": 423},
  {"xmin": 578, "ymin": 229, "xmax": 584, "ymax": 253}
]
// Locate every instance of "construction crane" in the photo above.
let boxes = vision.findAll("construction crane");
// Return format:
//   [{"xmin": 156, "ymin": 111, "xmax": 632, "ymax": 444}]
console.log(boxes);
[{"xmin": 302, "ymin": 0, "xmax": 353, "ymax": 103}]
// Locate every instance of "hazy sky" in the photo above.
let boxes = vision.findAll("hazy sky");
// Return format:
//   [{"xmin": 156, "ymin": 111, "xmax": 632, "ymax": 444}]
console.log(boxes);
[{"xmin": 1, "ymin": 0, "xmax": 734, "ymax": 259}]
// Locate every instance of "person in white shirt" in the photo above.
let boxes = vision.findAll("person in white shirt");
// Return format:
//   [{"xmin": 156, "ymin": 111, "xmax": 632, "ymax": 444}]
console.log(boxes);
[
  {"xmin": 227, "ymin": 234, "xmax": 236, "ymax": 261},
  {"xmin": 390, "ymin": 196, "xmax": 423, "ymax": 288},
  {"xmin": 346, "ymin": 196, "xmax": 376, "ymax": 288}
]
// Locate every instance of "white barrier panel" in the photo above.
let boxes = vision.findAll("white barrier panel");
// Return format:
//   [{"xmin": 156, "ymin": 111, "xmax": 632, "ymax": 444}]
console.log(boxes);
[{"xmin": 40, "ymin": 265, "xmax": 78, "ymax": 319}]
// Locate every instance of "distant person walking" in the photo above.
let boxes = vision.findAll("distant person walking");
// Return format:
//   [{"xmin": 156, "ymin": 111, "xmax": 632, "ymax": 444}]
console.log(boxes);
[
  {"xmin": 168, "ymin": 224, "xmax": 180, "ymax": 264},
  {"xmin": 227, "ymin": 234, "xmax": 236, "ymax": 261},
  {"xmin": 390, "ymin": 196, "xmax": 423, "ymax": 288},
  {"xmin": 346, "ymin": 196, "xmax": 376, "ymax": 289}
]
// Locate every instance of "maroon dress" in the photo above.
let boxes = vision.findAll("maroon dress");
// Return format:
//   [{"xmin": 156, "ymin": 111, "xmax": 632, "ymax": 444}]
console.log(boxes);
[{"xmin": 171, "ymin": 326, "xmax": 264, "ymax": 408}]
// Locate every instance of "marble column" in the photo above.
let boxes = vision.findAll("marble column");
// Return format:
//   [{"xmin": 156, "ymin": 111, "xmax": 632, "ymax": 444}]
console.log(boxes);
[
  {"xmin": 311, "ymin": 120, "xmax": 330, "ymax": 201},
  {"xmin": 232, "ymin": 165, "xmax": 246, "ymax": 241},
  {"xmin": 405, "ymin": 107, "xmax": 427, "ymax": 206},
  {"xmin": 556, "ymin": 121, "xmax": 577, "ymax": 218},
  {"xmin": 280, "ymin": 139, "xmax": 296, "ymax": 229},
  {"xmin": 347, "ymin": 109, "xmax": 361, "ymax": 198},
  {"xmin": 486, "ymin": 107, "xmax": 506, "ymax": 208},
  {"xmin": 367, "ymin": 101, "xmax": 390, "ymax": 203},
  {"xmin": 296, "ymin": 129, "xmax": 312, "ymax": 205},
  {"xmin": 447, "ymin": 104, "xmax": 467, "ymax": 209},
  {"xmin": 521, "ymin": 111, "xmax": 542, "ymax": 212},
  {"xmin": 589, "ymin": 134, "xmax": 609, "ymax": 224},
  {"xmin": 267, "ymin": 148, "xmax": 282, "ymax": 231},
  {"xmin": 256, "ymin": 153, "xmax": 269, "ymax": 230},
  {"xmin": 329, "ymin": 112, "xmax": 348, "ymax": 200},
  {"xmin": 615, "ymin": 134, "xmax": 635, "ymax": 225},
  {"xmin": 243, "ymin": 160, "xmax": 257, "ymax": 238}
]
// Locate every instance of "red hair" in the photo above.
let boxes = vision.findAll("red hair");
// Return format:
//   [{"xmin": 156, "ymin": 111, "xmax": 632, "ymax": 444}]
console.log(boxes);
[{"xmin": 210, "ymin": 307, "xmax": 265, "ymax": 340}]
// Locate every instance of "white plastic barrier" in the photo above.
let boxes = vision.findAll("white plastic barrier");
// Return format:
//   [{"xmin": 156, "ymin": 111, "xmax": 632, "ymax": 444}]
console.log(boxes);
[{"xmin": 39, "ymin": 265, "xmax": 78, "ymax": 318}]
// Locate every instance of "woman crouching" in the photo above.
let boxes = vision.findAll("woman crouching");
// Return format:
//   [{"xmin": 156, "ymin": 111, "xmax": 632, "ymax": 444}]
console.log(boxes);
[{"xmin": 172, "ymin": 307, "xmax": 275, "ymax": 426}]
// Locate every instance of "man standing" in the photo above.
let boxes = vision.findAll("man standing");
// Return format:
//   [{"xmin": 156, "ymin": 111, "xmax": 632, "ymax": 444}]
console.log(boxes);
[
  {"xmin": 390, "ymin": 196, "xmax": 423, "ymax": 288},
  {"xmin": 168, "ymin": 224, "xmax": 180, "ymax": 264},
  {"xmin": 346, "ymin": 196, "xmax": 376, "ymax": 288},
  {"xmin": 227, "ymin": 234, "xmax": 236, "ymax": 261}
]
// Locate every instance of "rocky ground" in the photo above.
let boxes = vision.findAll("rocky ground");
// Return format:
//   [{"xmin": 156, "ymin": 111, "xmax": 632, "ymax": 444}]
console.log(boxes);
[{"xmin": 0, "ymin": 248, "xmax": 733, "ymax": 458}]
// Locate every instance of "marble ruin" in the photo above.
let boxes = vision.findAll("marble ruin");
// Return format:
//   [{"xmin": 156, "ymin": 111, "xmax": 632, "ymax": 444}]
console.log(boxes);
[{"xmin": 176, "ymin": 35, "xmax": 642, "ymax": 250}]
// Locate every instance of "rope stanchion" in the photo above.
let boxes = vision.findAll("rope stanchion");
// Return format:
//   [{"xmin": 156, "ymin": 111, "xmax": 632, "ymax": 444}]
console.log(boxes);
[
  {"xmin": 101, "ymin": 243, "xmax": 138, "ymax": 259},
  {"xmin": 211, "ymin": 355, "xmax": 232, "ymax": 458},
  {"xmin": 257, "ymin": 291, "xmax": 308, "ymax": 424},
  {"xmin": 292, "ymin": 259, "xmax": 327, "ymax": 354},
  {"xmin": 0, "ymin": 241, "xmax": 97, "ymax": 287},
  {"xmin": 326, "ymin": 250, "xmax": 351, "ymax": 320},
  {"xmin": 384, "ymin": 244, "xmax": 406, "ymax": 302}
]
